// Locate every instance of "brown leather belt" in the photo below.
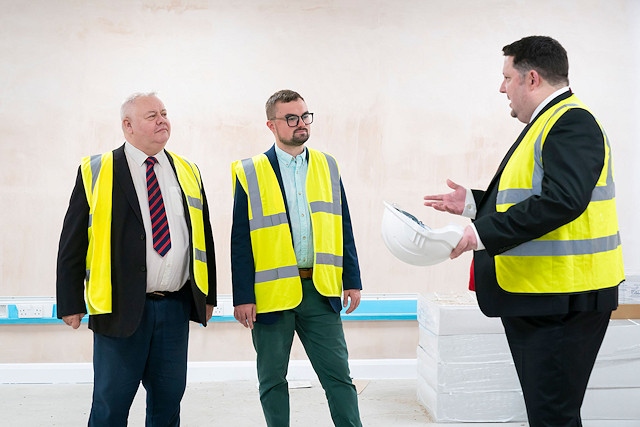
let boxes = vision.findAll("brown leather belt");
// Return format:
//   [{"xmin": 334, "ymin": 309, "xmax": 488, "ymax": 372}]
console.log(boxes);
[
  {"xmin": 146, "ymin": 290, "xmax": 179, "ymax": 300},
  {"xmin": 299, "ymin": 268, "xmax": 313, "ymax": 279}
]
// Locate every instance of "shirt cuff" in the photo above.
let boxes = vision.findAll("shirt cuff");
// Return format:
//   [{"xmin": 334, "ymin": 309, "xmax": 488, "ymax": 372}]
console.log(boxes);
[
  {"xmin": 462, "ymin": 188, "xmax": 477, "ymax": 219},
  {"xmin": 470, "ymin": 223, "xmax": 485, "ymax": 251}
]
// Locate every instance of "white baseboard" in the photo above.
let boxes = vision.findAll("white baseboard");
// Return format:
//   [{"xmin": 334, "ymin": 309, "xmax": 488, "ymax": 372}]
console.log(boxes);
[{"xmin": 0, "ymin": 359, "xmax": 417, "ymax": 384}]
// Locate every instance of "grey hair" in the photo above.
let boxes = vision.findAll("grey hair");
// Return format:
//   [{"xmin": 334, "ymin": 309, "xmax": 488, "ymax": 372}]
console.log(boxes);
[{"xmin": 120, "ymin": 92, "xmax": 158, "ymax": 120}]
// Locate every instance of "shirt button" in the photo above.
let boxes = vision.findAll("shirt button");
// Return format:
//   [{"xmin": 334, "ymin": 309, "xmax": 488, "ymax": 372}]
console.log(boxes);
[{"xmin": 140, "ymin": 266, "xmax": 146, "ymax": 272}]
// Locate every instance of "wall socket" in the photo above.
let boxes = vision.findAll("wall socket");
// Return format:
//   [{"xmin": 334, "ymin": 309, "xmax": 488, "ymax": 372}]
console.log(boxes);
[
  {"xmin": 17, "ymin": 304, "xmax": 44, "ymax": 318},
  {"xmin": 211, "ymin": 299, "xmax": 233, "ymax": 316}
]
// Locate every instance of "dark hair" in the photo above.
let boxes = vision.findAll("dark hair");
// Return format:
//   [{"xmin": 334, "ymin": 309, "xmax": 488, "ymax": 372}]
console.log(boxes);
[
  {"xmin": 502, "ymin": 36, "xmax": 569, "ymax": 86},
  {"xmin": 265, "ymin": 89, "xmax": 305, "ymax": 119}
]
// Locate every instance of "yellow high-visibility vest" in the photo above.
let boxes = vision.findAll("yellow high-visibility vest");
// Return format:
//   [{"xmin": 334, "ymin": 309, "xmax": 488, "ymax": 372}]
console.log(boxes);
[
  {"xmin": 495, "ymin": 95, "xmax": 624, "ymax": 293},
  {"xmin": 232, "ymin": 148, "xmax": 343, "ymax": 314},
  {"xmin": 81, "ymin": 150, "xmax": 209, "ymax": 314}
]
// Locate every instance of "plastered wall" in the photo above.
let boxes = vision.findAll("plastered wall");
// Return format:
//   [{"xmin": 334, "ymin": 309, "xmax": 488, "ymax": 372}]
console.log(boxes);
[{"xmin": 1, "ymin": 0, "xmax": 639, "ymax": 363}]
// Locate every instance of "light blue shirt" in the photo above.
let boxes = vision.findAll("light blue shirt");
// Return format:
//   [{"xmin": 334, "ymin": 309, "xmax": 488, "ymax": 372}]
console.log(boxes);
[{"xmin": 275, "ymin": 144, "xmax": 314, "ymax": 268}]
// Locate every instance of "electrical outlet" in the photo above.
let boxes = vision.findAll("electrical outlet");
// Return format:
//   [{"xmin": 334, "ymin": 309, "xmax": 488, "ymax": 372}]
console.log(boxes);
[
  {"xmin": 0, "ymin": 304, "xmax": 7, "ymax": 318},
  {"xmin": 211, "ymin": 305, "xmax": 224, "ymax": 316},
  {"xmin": 17, "ymin": 304, "xmax": 44, "ymax": 318}
]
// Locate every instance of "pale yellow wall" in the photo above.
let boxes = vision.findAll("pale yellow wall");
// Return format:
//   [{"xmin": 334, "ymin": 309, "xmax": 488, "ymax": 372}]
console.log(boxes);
[{"xmin": 0, "ymin": 0, "xmax": 638, "ymax": 363}]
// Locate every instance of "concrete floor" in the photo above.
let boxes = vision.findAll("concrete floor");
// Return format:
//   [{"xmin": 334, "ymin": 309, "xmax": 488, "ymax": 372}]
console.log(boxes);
[{"xmin": 1, "ymin": 379, "xmax": 636, "ymax": 426}]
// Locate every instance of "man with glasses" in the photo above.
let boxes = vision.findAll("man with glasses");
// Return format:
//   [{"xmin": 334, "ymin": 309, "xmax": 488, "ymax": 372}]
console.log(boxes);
[{"xmin": 231, "ymin": 89, "xmax": 363, "ymax": 427}]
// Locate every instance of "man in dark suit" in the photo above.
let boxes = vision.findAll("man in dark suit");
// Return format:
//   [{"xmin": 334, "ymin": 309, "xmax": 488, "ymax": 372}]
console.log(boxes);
[
  {"xmin": 423, "ymin": 36, "xmax": 624, "ymax": 427},
  {"xmin": 56, "ymin": 92, "xmax": 217, "ymax": 426}
]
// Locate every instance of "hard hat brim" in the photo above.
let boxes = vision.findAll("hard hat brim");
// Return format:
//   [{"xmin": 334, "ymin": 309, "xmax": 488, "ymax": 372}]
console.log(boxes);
[{"xmin": 381, "ymin": 201, "xmax": 463, "ymax": 266}]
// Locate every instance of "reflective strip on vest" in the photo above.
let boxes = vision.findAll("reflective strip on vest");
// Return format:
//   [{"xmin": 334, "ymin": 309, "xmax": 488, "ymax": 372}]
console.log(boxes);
[
  {"xmin": 497, "ymin": 103, "xmax": 616, "ymax": 207},
  {"xmin": 494, "ymin": 95, "xmax": 624, "ymax": 294},
  {"xmin": 233, "ymin": 149, "xmax": 344, "ymax": 313},
  {"xmin": 187, "ymin": 195, "xmax": 203, "ymax": 210},
  {"xmin": 166, "ymin": 151, "xmax": 209, "ymax": 295},
  {"xmin": 242, "ymin": 158, "xmax": 289, "ymax": 231},
  {"xmin": 81, "ymin": 152, "xmax": 114, "ymax": 315},
  {"xmin": 86, "ymin": 154, "xmax": 103, "ymax": 228},
  {"xmin": 82, "ymin": 150, "xmax": 210, "ymax": 315},
  {"xmin": 502, "ymin": 232, "xmax": 621, "ymax": 257},
  {"xmin": 255, "ymin": 266, "xmax": 300, "ymax": 283},
  {"xmin": 234, "ymin": 155, "xmax": 303, "ymax": 313},
  {"xmin": 309, "ymin": 154, "xmax": 342, "ymax": 215},
  {"xmin": 308, "ymin": 154, "xmax": 344, "ymax": 269},
  {"xmin": 316, "ymin": 252, "xmax": 343, "ymax": 267}
]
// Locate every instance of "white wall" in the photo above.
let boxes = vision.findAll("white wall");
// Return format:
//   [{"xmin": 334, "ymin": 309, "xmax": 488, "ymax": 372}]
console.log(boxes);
[{"xmin": 1, "ymin": 0, "xmax": 638, "ymax": 362}]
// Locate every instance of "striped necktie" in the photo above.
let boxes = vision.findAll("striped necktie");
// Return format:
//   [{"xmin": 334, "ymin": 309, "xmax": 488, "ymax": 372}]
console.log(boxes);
[{"xmin": 145, "ymin": 157, "xmax": 171, "ymax": 256}]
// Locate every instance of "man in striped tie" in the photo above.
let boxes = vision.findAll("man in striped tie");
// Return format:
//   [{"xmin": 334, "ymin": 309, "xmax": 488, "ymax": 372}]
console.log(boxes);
[{"xmin": 56, "ymin": 92, "xmax": 217, "ymax": 426}]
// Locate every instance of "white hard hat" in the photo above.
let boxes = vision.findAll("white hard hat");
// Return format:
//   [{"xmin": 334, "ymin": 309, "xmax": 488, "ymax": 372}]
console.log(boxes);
[{"xmin": 381, "ymin": 201, "xmax": 464, "ymax": 266}]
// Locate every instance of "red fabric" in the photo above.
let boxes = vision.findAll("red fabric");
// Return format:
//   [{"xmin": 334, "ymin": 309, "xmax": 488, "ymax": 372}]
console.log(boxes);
[{"xmin": 468, "ymin": 258, "xmax": 475, "ymax": 291}]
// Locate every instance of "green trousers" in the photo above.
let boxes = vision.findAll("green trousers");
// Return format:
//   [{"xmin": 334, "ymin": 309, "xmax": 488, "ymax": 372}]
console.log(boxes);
[{"xmin": 252, "ymin": 279, "xmax": 362, "ymax": 427}]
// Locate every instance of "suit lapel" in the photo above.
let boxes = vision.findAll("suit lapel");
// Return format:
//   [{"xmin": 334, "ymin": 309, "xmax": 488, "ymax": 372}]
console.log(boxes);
[
  {"xmin": 478, "ymin": 90, "xmax": 573, "ymax": 207},
  {"xmin": 113, "ymin": 144, "xmax": 143, "ymax": 225}
]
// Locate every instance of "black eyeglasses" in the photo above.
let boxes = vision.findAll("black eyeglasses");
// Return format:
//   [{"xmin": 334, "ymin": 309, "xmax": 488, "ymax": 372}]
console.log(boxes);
[{"xmin": 271, "ymin": 112, "xmax": 314, "ymax": 127}]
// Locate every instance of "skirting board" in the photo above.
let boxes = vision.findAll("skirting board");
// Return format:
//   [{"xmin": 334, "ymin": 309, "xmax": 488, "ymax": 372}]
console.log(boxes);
[{"xmin": 0, "ymin": 359, "xmax": 418, "ymax": 384}]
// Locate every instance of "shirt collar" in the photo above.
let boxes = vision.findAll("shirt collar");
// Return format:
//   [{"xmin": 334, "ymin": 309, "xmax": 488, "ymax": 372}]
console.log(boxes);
[
  {"xmin": 274, "ymin": 144, "xmax": 306, "ymax": 168},
  {"xmin": 530, "ymin": 86, "xmax": 570, "ymax": 123},
  {"xmin": 124, "ymin": 142, "xmax": 168, "ymax": 167}
]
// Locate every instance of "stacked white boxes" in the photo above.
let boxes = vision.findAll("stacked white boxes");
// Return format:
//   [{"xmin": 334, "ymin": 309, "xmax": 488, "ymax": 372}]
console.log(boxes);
[
  {"xmin": 416, "ymin": 291, "xmax": 640, "ymax": 423},
  {"xmin": 416, "ymin": 292, "xmax": 526, "ymax": 422}
]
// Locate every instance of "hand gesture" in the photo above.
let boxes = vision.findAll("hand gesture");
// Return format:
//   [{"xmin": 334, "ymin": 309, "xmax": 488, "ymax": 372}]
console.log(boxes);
[{"xmin": 423, "ymin": 179, "xmax": 467, "ymax": 216}]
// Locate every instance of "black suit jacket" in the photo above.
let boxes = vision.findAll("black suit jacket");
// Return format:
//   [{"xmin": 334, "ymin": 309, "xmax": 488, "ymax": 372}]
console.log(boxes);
[
  {"xmin": 471, "ymin": 90, "xmax": 618, "ymax": 317},
  {"xmin": 56, "ymin": 144, "xmax": 217, "ymax": 337}
]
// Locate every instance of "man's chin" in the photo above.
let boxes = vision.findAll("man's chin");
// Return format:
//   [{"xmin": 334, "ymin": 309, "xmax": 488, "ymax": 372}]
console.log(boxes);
[
  {"xmin": 283, "ymin": 141, "xmax": 305, "ymax": 147},
  {"xmin": 290, "ymin": 136, "xmax": 309, "ymax": 145}
]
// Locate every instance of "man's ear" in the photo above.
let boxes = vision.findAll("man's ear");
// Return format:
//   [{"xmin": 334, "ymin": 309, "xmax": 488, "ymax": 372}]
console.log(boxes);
[
  {"xmin": 266, "ymin": 119, "xmax": 275, "ymax": 133},
  {"xmin": 528, "ymin": 69, "xmax": 542, "ymax": 89},
  {"xmin": 122, "ymin": 118, "xmax": 132, "ymax": 134}
]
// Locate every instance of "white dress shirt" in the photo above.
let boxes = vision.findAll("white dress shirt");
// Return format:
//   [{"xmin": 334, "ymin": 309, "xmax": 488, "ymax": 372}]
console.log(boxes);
[{"xmin": 124, "ymin": 142, "xmax": 190, "ymax": 292}]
